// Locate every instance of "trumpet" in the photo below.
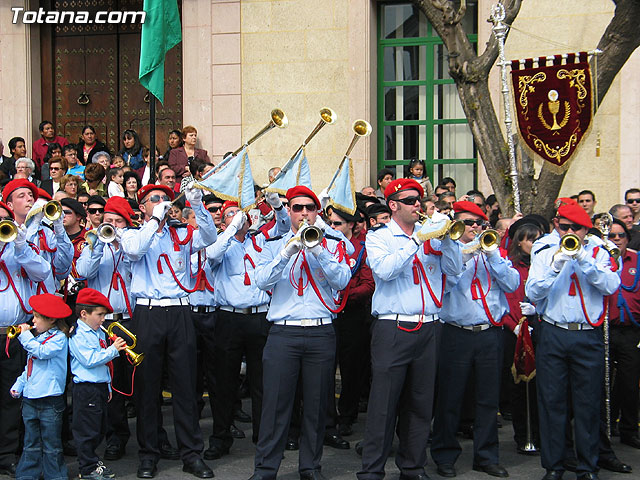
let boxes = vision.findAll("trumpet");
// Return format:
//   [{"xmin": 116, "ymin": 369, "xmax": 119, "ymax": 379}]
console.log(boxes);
[
  {"xmin": 0, "ymin": 219, "xmax": 18, "ymax": 243},
  {"xmin": 298, "ymin": 220, "xmax": 324, "ymax": 249},
  {"xmin": 86, "ymin": 223, "xmax": 118, "ymax": 250},
  {"xmin": 560, "ymin": 233, "xmax": 582, "ymax": 257},
  {"xmin": 231, "ymin": 108, "xmax": 288, "ymax": 156},
  {"xmin": 593, "ymin": 212, "xmax": 621, "ymax": 260},
  {"xmin": 343, "ymin": 120, "xmax": 372, "ymax": 158},
  {"xmin": 25, "ymin": 200, "xmax": 62, "ymax": 228},
  {"xmin": 416, "ymin": 213, "xmax": 465, "ymax": 241},
  {"xmin": 100, "ymin": 321, "xmax": 144, "ymax": 366},
  {"xmin": 7, "ymin": 325, "xmax": 32, "ymax": 339},
  {"xmin": 479, "ymin": 229, "xmax": 500, "ymax": 252}
]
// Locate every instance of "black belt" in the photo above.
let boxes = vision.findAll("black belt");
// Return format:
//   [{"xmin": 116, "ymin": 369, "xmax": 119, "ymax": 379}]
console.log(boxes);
[{"xmin": 191, "ymin": 306, "xmax": 215, "ymax": 314}]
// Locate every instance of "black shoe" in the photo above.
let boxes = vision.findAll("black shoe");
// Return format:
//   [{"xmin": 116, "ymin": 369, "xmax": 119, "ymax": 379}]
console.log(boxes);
[
  {"xmin": 0, "ymin": 463, "xmax": 17, "ymax": 478},
  {"xmin": 516, "ymin": 444, "xmax": 539, "ymax": 456},
  {"xmin": 598, "ymin": 457, "xmax": 632, "ymax": 473},
  {"xmin": 248, "ymin": 475, "xmax": 268, "ymax": 480},
  {"xmin": 183, "ymin": 458, "xmax": 214, "ymax": 479},
  {"xmin": 562, "ymin": 458, "xmax": 577, "ymax": 472},
  {"xmin": 230, "ymin": 423, "xmax": 246, "ymax": 439},
  {"xmin": 436, "ymin": 464, "xmax": 456, "ymax": 478},
  {"xmin": 126, "ymin": 402, "xmax": 137, "ymax": 418},
  {"xmin": 355, "ymin": 441, "xmax": 363, "ymax": 456},
  {"xmin": 338, "ymin": 423, "xmax": 353, "ymax": 436},
  {"xmin": 620, "ymin": 435, "xmax": 640, "ymax": 449},
  {"xmin": 472, "ymin": 464, "xmax": 509, "ymax": 477},
  {"xmin": 399, "ymin": 473, "xmax": 432, "ymax": 480},
  {"xmin": 63, "ymin": 440, "xmax": 77, "ymax": 457},
  {"xmin": 160, "ymin": 440, "xmax": 180, "ymax": 460},
  {"xmin": 576, "ymin": 474, "xmax": 599, "ymax": 480},
  {"xmin": 300, "ymin": 471, "xmax": 325, "ymax": 480},
  {"xmin": 234, "ymin": 408, "xmax": 252, "ymax": 423},
  {"xmin": 541, "ymin": 471, "xmax": 563, "ymax": 480},
  {"xmin": 104, "ymin": 443, "xmax": 125, "ymax": 461},
  {"xmin": 204, "ymin": 445, "xmax": 229, "ymax": 461},
  {"xmin": 137, "ymin": 460, "xmax": 158, "ymax": 479},
  {"xmin": 285, "ymin": 438, "xmax": 299, "ymax": 451},
  {"xmin": 323, "ymin": 433, "xmax": 350, "ymax": 449}
]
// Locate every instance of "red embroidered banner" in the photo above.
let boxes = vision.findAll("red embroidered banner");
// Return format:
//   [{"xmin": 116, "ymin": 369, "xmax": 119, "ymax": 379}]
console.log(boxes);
[{"xmin": 511, "ymin": 52, "xmax": 592, "ymax": 169}]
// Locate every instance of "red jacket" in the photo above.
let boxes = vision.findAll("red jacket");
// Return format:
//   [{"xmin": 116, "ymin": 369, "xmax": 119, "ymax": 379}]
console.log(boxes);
[
  {"xmin": 32, "ymin": 136, "xmax": 69, "ymax": 170},
  {"xmin": 501, "ymin": 260, "xmax": 530, "ymax": 332},
  {"xmin": 608, "ymin": 249, "xmax": 640, "ymax": 326}
]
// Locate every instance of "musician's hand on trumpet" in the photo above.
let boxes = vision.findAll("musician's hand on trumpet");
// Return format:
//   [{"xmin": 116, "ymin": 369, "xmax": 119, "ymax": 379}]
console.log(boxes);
[
  {"xmin": 413, "ymin": 211, "xmax": 454, "ymax": 245},
  {"xmin": 227, "ymin": 211, "xmax": 247, "ymax": 234},
  {"xmin": 111, "ymin": 336, "xmax": 127, "ymax": 352},
  {"xmin": 151, "ymin": 201, "xmax": 172, "ymax": 224},
  {"xmin": 183, "ymin": 182, "xmax": 203, "ymax": 205},
  {"xmin": 281, "ymin": 236, "xmax": 303, "ymax": 259},
  {"xmin": 13, "ymin": 224, "xmax": 28, "ymax": 249}
]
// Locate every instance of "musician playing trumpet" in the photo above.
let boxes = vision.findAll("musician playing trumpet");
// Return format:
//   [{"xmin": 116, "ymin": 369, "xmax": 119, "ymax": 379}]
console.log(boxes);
[{"xmin": 526, "ymin": 199, "xmax": 620, "ymax": 480}]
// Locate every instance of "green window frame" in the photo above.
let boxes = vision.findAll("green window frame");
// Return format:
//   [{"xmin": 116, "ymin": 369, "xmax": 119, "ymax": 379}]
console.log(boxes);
[{"xmin": 377, "ymin": 1, "xmax": 478, "ymax": 191}]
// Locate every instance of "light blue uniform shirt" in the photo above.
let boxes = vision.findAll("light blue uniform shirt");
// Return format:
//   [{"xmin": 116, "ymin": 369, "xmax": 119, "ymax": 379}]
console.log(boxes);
[
  {"xmin": 365, "ymin": 219, "xmax": 462, "ymax": 317},
  {"xmin": 26, "ymin": 226, "xmax": 74, "ymax": 293},
  {"xmin": 76, "ymin": 241, "xmax": 133, "ymax": 315},
  {"xmin": 69, "ymin": 320, "xmax": 119, "ymax": 387},
  {"xmin": 254, "ymin": 230, "xmax": 351, "ymax": 322},
  {"xmin": 11, "ymin": 328, "xmax": 68, "ymax": 399},
  {"xmin": 440, "ymin": 249, "xmax": 520, "ymax": 326},
  {"xmin": 189, "ymin": 248, "xmax": 217, "ymax": 307},
  {"xmin": 210, "ymin": 230, "xmax": 270, "ymax": 308},
  {"xmin": 0, "ymin": 241, "xmax": 51, "ymax": 327},
  {"xmin": 526, "ymin": 231, "xmax": 621, "ymax": 324},
  {"xmin": 67, "ymin": 164, "xmax": 85, "ymax": 179},
  {"xmin": 120, "ymin": 200, "xmax": 217, "ymax": 299}
]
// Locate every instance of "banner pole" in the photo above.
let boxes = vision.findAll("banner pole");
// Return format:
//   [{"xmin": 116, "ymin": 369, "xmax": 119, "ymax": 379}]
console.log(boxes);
[{"xmin": 491, "ymin": 2, "xmax": 521, "ymax": 213}]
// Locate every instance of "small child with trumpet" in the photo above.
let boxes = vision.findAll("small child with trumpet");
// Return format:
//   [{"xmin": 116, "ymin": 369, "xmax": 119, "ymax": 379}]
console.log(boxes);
[
  {"xmin": 10, "ymin": 293, "xmax": 72, "ymax": 480},
  {"xmin": 69, "ymin": 288, "xmax": 127, "ymax": 480}
]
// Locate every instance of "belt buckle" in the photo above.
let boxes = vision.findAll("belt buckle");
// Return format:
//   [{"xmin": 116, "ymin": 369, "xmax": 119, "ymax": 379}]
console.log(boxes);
[
  {"xmin": 300, "ymin": 319, "xmax": 315, "ymax": 327},
  {"xmin": 472, "ymin": 325, "xmax": 482, "ymax": 333},
  {"xmin": 568, "ymin": 323, "xmax": 580, "ymax": 331}
]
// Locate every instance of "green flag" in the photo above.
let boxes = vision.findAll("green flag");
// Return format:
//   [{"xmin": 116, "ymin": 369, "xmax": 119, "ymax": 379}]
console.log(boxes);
[{"xmin": 138, "ymin": 0, "xmax": 181, "ymax": 104}]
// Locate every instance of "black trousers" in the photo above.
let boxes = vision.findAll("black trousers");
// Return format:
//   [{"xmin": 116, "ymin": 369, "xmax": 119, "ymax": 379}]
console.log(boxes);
[
  {"xmin": 0, "ymin": 335, "xmax": 26, "ymax": 465},
  {"xmin": 254, "ymin": 324, "xmax": 335, "ymax": 479},
  {"xmin": 72, "ymin": 382, "xmax": 109, "ymax": 475},
  {"xmin": 610, "ymin": 326, "xmax": 640, "ymax": 439},
  {"xmin": 335, "ymin": 307, "xmax": 371, "ymax": 426},
  {"xmin": 431, "ymin": 324, "xmax": 503, "ymax": 468},
  {"xmin": 536, "ymin": 321, "xmax": 603, "ymax": 475},
  {"xmin": 132, "ymin": 304, "xmax": 203, "ymax": 464},
  {"xmin": 105, "ymin": 320, "xmax": 133, "ymax": 449},
  {"xmin": 192, "ymin": 310, "xmax": 216, "ymax": 419},
  {"xmin": 211, "ymin": 310, "xmax": 269, "ymax": 447},
  {"xmin": 358, "ymin": 320, "xmax": 438, "ymax": 480}
]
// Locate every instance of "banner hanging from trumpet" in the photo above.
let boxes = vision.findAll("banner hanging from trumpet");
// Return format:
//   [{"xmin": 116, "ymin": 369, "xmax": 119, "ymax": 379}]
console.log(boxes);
[
  {"xmin": 512, "ymin": 317, "xmax": 536, "ymax": 383},
  {"xmin": 197, "ymin": 147, "xmax": 256, "ymax": 210},
  {"xmin": 265, "ymin": 147, "xmax": 312, "ymax": 195},
  {"xmin": 326, "ymin": 157, "xmax": 356, "ymax": 215},
  {"xmin": 510, "ymin": 51, "xmax": 593, "ymax": 171}
]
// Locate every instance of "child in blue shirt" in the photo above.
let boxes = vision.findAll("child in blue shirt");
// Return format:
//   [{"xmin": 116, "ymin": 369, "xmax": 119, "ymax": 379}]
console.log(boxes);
[
  {"xmin": 69, "ymin": 288, "xmax": 126, "ymax": 480},
  {"xmin": 10, "ymin": 293, "xmax": 72, "ymax": 480}
]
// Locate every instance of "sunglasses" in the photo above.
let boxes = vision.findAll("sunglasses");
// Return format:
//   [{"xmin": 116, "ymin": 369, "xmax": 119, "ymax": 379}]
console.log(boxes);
[
  {"xmin": 49, "ymin": 167, "xmax": 62, "ymax": 171},
  {"xmin": 462, "ymin": 219, "xmax": 484, "ymax": 227},
  {"xmin": 144, "ymin": 194, "xmax": 170, "ymax": 204},
  {"xmin": 557, "ymin": 222, "xmax": 585, "ymax": 232},
  {"xmin": 327, "ymin": 220, "xmax": 344, "ymax": 227},
  {"xmin": 132, "ymin": 213, "xmax": 142, "ymax": 220},
  {"xmin": 87, "ymin": 208, "xmax": 104, "ymax": 214},
  {"xmin": 224, "ymin": 210, "xmax": 238, "ymax": 219},
  {"xmin": 608, "ymin": 232, "xmax": 627, "ymax": 239},
  {"xmin": 626, "ymin": 198, "xmax": 640, "ymax": 204},
  {"xmin": 62, "ymin": 210, "xmax": 74, "ymax": 216},
  {"xmin": 393, "ymin": 196, "xmax": 421, "ymax": 206},
  {"xmin": 207, "ymin": 206, "xmax": 221, "ymax": 213},
  {"xmin": 291, "ymin": 203, "xmax": 317, "ymax": 213}
]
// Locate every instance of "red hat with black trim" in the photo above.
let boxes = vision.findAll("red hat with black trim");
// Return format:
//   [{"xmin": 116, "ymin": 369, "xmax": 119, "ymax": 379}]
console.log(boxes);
[
  {"xmin": 29, "ymin": 293, "xmax": 72, "ymax": 319},
  {"xmin": 286, "ymin": 186, "xmax": 321, "ymax": 210},
  {"xmin": 221, "ymin": 200, "xmax": 239, "ymax": 215},
  {"xmin": 37, "ymin": 188, "xmax": 52, "ymax": 201},
  {"xmin": 104, "ymin": 197, "xmax": 134, "ymax": 227},
  {"xmin": 136, "ymin": 184, "xmax": 175, "ymax": 204},
  {"xmin": 557, "ymin": 203, "xmax": 593, "ymax": 229},
  {"xmin": 2, "ymin": 179, "xmax": 39, "ymax": 203},
  {"xmin": 384, "ymin": 178, "xmax": 424, "ymax": 200},
  {"xmin": 452, "ymin": 200, "xmax": 489, "ymax": 221},
  {"xmin": 76, "ymin": 288, "xmax": 113, "ymax": 313},
  {"xmin": 0, "ymin": 202, "xmax": 15, "ymax": 220}
]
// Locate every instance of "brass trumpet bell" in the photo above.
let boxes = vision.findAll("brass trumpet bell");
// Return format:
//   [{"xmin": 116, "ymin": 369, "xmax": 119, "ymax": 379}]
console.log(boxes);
[
  {"xmin": 0, "ymin": 219, "xmax": 18, "ymax": 243},
  {"xmin": 44, "ymin": 201, "xmax": 62, "ymax": 221},
  {"xmin": 448, "ymin": 220, "xmax": 466, "ymax": 241},
  {"xmin": 6, "ymin": 325, "xmax": 31, "ymax": 339},
  {"xmin": 97, "ymin": 223, "xmax": 116, "ymax": 243},
  {"xmin": 479, "ymin": 229, "xmax": 500, "ymax": 252},
  {"xmin": 353, "ymin": 119, "xmax": 373, "ymax": 137},
  {"xmin": 271, "ymin": 108, "xmax": 288, "ymax": 129},
  {"xmin": 299, "ymin": 220, "xmax": 324, "ymax": 249},
  {"xmin": 101, "ymin": 321, "xmax": 144, "ymax": 366},
  {"xmin": 319, "ymin": 107, "xmax": 337, "ymax": 125},
  {"xmin": 560, "ymin": 233, "xmax": 582, "ymax": 256}
]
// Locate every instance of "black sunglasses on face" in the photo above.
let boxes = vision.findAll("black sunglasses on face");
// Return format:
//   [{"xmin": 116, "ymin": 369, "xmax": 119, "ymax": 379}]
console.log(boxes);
[
  {"xmin": 62, "ymin": 210, "xmax": 74, "ymax": 216},
  {"xmin": 327, "ymin": 220, "xmax": 344, "ymax": 227},
  {"xmin": 462, "ymin": 219, "xmax": 484, "ymax": 227},
  {"xmin": 87, "ymin": 208, "xmax": 104, "ymax": 214},
  {"xmin": 207, "ymin": 206, "xmax": 221, "ymax": 213},
  {"xmin": 394, "ymin": 196, "xmax": 421, "ymax": 206},
  {"xmin": 144, "ymin": 194, "xmax": 170, "ymax": 204},
  {"xmin": 608, "ymin": 232, "xmax": 627, "ymax": 239},
  {"xmin": 557, "ymin": 222, "xmax": 585, "ymax": 232},
  {"xmin": 291, "ymin": 203, "xmax": 317, "ymax": 213},
  {"xmin": 627, "ymin": 198, "xmax": 640, "ymax": 204}
]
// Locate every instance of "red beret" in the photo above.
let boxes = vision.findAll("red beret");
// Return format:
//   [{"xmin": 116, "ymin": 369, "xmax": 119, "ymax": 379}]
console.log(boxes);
[
  {"xmin": 384, "ymin": 179, "xmax": 424, "ymax": 199},
  {"xmin": 29, "ymin": 293, "xmax": 72, "ymax": 319},
  {"xmin": 555, "ymin": 197, "xmax": 577, "ymax": 208},
  {"xmin": 137, "ymin": 184, "xmax": 175, "ymax": 204},
  {"xmin": 37, "ymin": 188, "xmax": 52, "ymax": 201},
  {"xmin": 221, "ymin": 201, "xmax": 239, "ymax": 214},
  {"xmin": 0, "ymin": 202, "xmax": 15, "ymax": 220},
  {"xmin": 104, "ymin": 197, "xmax": 134, "ymax": 226},
  {"xmin": 76, "ymin": 288, "xmax": 113, "ymax": 313},
  {"xmin": 2, "ymin": 179, "xmax": 39, "ymax": 203},
  {"xmin": 452, "ymin": 201, "xmax": 489, "ymax": 221},
  {"xmin": 557, "ymin": 203, "xmax": 593, "ymax": 229},
  {"xmin": 286, "ymin": 186, "xmax": 321, "ymax": 210}
]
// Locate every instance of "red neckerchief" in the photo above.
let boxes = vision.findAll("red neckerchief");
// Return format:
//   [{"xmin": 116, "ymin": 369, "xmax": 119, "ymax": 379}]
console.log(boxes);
[
  {"xmin": 27, "ymin": 332, "xmax": 56, "ymax": 378},
  {"xmin": 105, "ymin": 245, "xmax": 134, "ymax": 318},
  {"xmin": 470, "ymin": 255, "xmax": 502, "ymax": 326},
  {"xmin": 168, "ymin": 225, "xmax": 194, "ymax": 251},
  {"xmin": 567, "ymin": 247, "xmax": 610, "ymax": 327},
  {"xmin": 155, "ymin": 225, "xmax": 199, "ymax": 293},
  {"xmin": 193, "ymin": 250, "xmax": 214, "ymax": 292}
]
